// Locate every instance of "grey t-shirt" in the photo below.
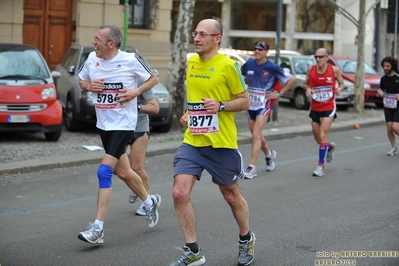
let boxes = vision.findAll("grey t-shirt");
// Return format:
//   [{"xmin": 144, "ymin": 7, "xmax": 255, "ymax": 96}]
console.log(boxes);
[{"xmin": 136, "ymin": 88, "xmax": 155, "ymax": 132}]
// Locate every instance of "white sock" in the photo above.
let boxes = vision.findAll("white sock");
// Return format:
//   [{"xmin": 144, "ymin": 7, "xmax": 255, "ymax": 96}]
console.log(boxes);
[
  {"xmin": 94, "ymin": 219, "xmax": 104, "ymax": 231},
  {"xmin": 249, "ymin": 164, "xmax": 256, "ymax": 169},
  {"xmin": 143, "ymin": 195, "xmax": 153, "ymax": 210},
  {"xmin": 266, "ymin": 150, "xmax": 271, "ymax": 158}
]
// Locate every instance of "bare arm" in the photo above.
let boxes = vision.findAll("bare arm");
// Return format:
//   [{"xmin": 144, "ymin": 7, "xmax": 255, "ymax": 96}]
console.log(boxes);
[
  {"xmin": 201, "ymin": 90, "xmax": 250, "ymax": 113},
  {"xmin": 117, "ymin": 73, "xmax": 159, "ymax": 103},
  {"xmin": 139, "ymin": 97, "xmax": 159, "ymax": 115},
  {"xmin": 333, "ymin": 65, "xmax": 344, "ymax": 95},
  {"xmin": 303, "ymin": 66, "xmax": 312, "ymax": 98}
]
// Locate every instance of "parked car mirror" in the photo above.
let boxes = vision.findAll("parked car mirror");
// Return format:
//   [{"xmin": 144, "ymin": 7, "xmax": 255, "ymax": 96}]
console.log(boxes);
[
  {"xmin": 68, "ymin": 65, "xmax": 75, "ymax": 75},
  {"xmin": 51, "ymin": 71, "xmax": 61, "ymax": 79}
]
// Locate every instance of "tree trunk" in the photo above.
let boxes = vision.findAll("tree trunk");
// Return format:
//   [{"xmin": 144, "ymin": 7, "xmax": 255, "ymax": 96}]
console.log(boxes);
[
  {"xmin": 168, "ymin": 0, "xmax": 196, "ymax": 131},
  {"xmin": 354, "ymin": 0, "xmax": 366, "ymax": 112}
]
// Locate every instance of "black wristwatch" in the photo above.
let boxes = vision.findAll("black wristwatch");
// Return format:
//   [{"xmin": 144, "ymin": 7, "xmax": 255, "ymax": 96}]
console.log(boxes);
[
  {"xmin": 137, "ymin": 104, "xmax": 142, "ymax": 112},
  {"xmin": 219, "ymin": 101, "xmax": 225, "ymax": 112}
]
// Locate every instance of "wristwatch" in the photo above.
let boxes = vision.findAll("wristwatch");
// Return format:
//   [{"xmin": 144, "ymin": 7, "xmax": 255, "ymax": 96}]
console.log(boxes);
[
  {"xmin": 219, "ymin": 101, "xmax": 225, "ymax": 112},
  {"xmin": 137, "ymin": 104, "xmax": 142, "ymax": 112},
  {"xmin": 277, "ymin": 92, "xmax": 283, "ymax": 98}
]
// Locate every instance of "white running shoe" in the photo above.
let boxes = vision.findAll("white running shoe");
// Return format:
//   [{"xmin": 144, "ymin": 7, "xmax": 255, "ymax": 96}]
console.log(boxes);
[
  {"xmin": 77, "ymin": 222, "xmax": 104, "ymax": 244},
  {"xmin": 326, "ymin": 142, "xmax": 336, "ymax": 163},
  {"xmin": 243, "ymin": 166, "xmax": 257, "ymax": 179},
  {"xmin": 266, "ymin": 150, "xmax": 277, "ymax": 171},
  {"xmin": 387, "ymin": 147, "xmax": 397, "ymax": 156},
  {"xmin": 313, "ymin": 165, "xmax": 325, "ymax": 177}
]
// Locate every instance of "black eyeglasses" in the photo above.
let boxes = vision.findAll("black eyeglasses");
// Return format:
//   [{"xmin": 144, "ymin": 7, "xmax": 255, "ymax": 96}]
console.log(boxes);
[
  {"xmin": 314, "ymin": 55, "xmax": 326, "ymax": 59},
  {"xmin": 254, "ymin": 48, "xmax": 265, "ymax": 51}
]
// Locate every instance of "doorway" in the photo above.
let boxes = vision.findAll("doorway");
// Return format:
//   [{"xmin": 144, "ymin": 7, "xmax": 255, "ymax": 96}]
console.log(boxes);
[{"xmin": 23, "ymin": 0, "xmax": 72, "ymax": 70}]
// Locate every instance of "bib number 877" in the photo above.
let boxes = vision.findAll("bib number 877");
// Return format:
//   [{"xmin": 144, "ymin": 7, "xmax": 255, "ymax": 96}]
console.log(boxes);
[
  {"xmin": 97, "ymin": 93, "xmax": 119, "ymax": 103},
  {"xmin": 189, "ymin": 115, "xmax": 213, "ymax": 127}
]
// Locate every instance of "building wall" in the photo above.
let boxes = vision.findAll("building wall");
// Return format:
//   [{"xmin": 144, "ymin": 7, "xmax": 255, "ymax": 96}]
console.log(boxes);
[
  {"xmin": 0, "ymin": 0, "xmax": 396, "ymax": 81},
  {"xmin": 75, "ymin": 0, "xmax": 173, "ymax": 85},
  {"xmin": 0, "ymin": 0, "xmax": 23, "ymax": 44}
]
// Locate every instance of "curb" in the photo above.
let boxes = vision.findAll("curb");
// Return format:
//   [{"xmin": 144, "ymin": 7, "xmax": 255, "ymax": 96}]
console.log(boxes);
[{"xmin": 0, "ymin": 117, "xmax": 384, "ymax": 176}]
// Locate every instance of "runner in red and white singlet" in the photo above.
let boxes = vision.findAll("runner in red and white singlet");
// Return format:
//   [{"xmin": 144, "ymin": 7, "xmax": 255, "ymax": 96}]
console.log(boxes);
[{"xmin": 303, "ymin": 47, "xmax": 345, "ymax": 177}]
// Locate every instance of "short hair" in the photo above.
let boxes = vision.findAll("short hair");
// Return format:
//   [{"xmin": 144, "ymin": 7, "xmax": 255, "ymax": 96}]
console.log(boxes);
[
  {"xmin": 213, "ymin": 19, "xmax": 223, "ymax": 36},
  {"xmin": 100, "ymin": 25, "xmax": 122, "ymax": 49},
  {"xmin": 381, "ymin": 56, "xmax": 398, "ymax": 72}
]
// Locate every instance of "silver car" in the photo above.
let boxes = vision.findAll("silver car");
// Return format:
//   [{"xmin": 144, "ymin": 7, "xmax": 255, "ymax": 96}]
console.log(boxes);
[
  {"xmin": 268, "ymin": 53, "xmax": 354, "ymax": 110},
  {"xmin": 55, "ymin": 45, "xmax": 173, "ymax": 132}
]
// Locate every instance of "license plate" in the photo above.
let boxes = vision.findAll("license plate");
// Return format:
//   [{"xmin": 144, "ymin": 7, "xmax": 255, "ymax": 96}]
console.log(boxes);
[{"xmin": 8, "ymin": 115, "xmax": 30, "ymax": 123}]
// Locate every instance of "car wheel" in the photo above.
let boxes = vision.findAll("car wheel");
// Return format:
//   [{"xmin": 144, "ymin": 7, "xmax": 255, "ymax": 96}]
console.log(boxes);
[
  {"xmin": 337, "ymin": 105, "xmax": 349, "ymax": 111},
  {"xmin": 44, "ymin": 127, "xmax": 62, "ymax": 141},
  {"xmin": 375, "ymin": 102, "xmax": 384, "ymax": 108},
  {"xmin": 294, "ymin": 88, "xmax": 309, "ymax": 110},
  {"xmin": 153, "ymin": 119, "xmax": 172, "ymax": 133},
  {"xmin": 65, "ymin": 96, "xmax": 81, "ymax": 131}
]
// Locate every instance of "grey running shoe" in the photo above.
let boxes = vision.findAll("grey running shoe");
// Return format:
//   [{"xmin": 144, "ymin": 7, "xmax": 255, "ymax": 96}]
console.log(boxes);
[
  {"xmin": 243, "ymin": 166, "xmax": 257, "ymax": 179},
  {"xmin": 145, "ymin": 194, "xmax": 161, "ymax": 229},
  {"xmin": 313, "ymin": 165, "xmax": 325, "ymax": 177},
  {"xmin": 326, "ymin": 142, "xmax": 336, "ymax": 163},
  {"xmin": 128, "ymin": 192, "xmax": 139, "ymax": 204},
  {"xmin": 169, "ymin": 246, "xmax": 206, "ymax": 266},
  {"xmin": 266, "ymin": 150, "xmax": 277, "ymax": 171},
  {"xmin": 238, "ymin": 231, "xmax": 256, "ymax": 266},
  {"xmin": 77, "ymin": 222, "xmax": 104, "ymax": 244},
  {"xmin": 387, "ymin": 147, "xmax": 397, "ymax": 156},
  {"xmin": 136, "ymin": 206, "xmax": 146, "ymax": 216}
]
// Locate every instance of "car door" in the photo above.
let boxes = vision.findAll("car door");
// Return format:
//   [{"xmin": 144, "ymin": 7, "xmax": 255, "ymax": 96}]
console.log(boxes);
[{"xmin": 56, "ymin": 48, "xmax": 79, "ymax": 107}]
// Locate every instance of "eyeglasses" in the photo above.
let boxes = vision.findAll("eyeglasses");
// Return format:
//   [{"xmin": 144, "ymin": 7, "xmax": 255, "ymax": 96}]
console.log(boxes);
[
  {"xmin": 254, "ymin": 48, "xmax": 265, "ymax": 51},
  {"xmin": 93, "ymin": 36, "xmax": 112, "ymax": 43},
  {"xmin": 314, "ymin": 55, "xmax": 326, "ymax": 59},
  {"xmin": 192, "ymin": 31, "xmax": 220, "ymax": 38}
]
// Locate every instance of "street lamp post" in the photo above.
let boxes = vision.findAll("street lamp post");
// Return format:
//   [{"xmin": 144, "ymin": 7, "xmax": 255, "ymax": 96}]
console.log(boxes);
[{"xmin": 123, "ymin": 0, "xmax": 130, "ymax": 51}]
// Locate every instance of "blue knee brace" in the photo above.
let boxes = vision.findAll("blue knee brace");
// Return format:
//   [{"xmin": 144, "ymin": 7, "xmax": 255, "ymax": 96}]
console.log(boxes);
[{"xmin": 97, "ymin": 164, "xmax": 114, "ymax": 188}]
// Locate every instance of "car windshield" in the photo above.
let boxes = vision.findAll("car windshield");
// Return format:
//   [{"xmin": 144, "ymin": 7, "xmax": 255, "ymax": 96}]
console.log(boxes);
[
  {"xmin": 292, "ymin": 57, "xmax": 315, "ymax": 74},
  {"xmin": 0, "ymin": 49, "xmax": 49, "ymax": 79},
  {"xmin": 336, "ymin": 59, "xmax": 377, "ymax": 75}
]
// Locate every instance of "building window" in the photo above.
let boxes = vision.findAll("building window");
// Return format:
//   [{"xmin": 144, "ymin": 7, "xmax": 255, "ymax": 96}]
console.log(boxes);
[{"xmin": 129, "ymin": 0, "xmax": 150, "ymax": 28}]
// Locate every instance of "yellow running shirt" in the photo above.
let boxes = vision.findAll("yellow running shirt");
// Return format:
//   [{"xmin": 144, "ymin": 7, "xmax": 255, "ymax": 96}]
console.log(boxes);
[{"xmin": 184, "ymin": 53, "xmax": 247, "ymax": 149}]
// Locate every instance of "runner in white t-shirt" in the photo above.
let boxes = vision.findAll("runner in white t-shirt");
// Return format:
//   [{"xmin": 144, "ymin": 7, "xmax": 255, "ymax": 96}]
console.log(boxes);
[{"xmin": 76, "ymin": 25, "xmax": 161, "ymax": 245}]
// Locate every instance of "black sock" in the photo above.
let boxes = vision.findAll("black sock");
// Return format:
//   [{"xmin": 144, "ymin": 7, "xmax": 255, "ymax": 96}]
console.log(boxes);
[
  {"xmin": 186, "ymin": 242, "xmax": 198, "ymax": 253},
  {"xmin": 239, "ymin": 231, "xmax": 251, "ymax": 242}
]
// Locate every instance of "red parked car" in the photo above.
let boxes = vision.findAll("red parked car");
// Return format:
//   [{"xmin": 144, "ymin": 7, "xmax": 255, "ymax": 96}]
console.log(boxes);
[
  {"xmin": 0, "ymin": 44, "xmax": 63, "ymax": 141},
  {"xmin": 327, "ymin": 55, "xmax": 383, "ymax": 107}
]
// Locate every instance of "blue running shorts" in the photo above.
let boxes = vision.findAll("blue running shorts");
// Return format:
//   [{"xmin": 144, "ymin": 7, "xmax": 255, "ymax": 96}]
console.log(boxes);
[{"xmin": 173, "ymin": 143, "xmax": 245, "ymax": 187}]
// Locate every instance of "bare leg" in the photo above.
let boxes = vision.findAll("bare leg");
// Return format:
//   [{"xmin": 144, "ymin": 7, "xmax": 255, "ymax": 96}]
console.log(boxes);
[
  {"xmin": 248, "ymin": 115, "xmax": 269, "ymax": 166},
  {"xmin": 172, "ymin": 174, "xmax": 198, "ymax": 243},
  {"xmin": 387, "ymin": 122, "xmax": 396, "ymax": 148},
  {"xmin": 129, "ymin": 133, "xmax": 151, "ymax": 193},
  {"xmin": 219, "ymin": 183, "xmax": 250, "ymax": 235}
]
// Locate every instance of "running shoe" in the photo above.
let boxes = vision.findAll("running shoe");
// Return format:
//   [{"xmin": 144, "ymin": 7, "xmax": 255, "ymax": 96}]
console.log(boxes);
[
  {"xmin": 313, "ymin": 165, "xmax": 325, "ymax": 177},
  {"xmin": 266, "ymin": 150, "xmax": 277, "ymax": 171},
  {"xmin": 387, "ymin": 147, "xmax": 398, "ymax": 156},
  {"xmin": 169, "ymin": 246, "xmax": 206, "ymax": 266},
  {"xmin": 243, "ymin": 166, "xmax": 257, "ymax": 179},
  {"xmin": 238, "ymin": 231, "xmax": 256, "ymax": 266},
  {"xmin": 77, "ymin": 222, "xmax": 104, "ymax": 244},
  {"xmin": 136, "ymin": 203, "xmax": 146, "ymax": 216},
  {"xmin": 326, "ymin": 142, "xmax": 336, "ymax": 163},
  {"xmin": 145, "ymin": 194, "xmax": 161, "ymax": 229},
  {"xmin": 128, "ymin": 192, "xmax": 139, "ymax": 204}
]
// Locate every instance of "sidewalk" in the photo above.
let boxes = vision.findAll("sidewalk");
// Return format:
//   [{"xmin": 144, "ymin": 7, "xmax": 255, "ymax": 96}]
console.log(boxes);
[{"xmin": 0, "ymin": 114, "xmax": 384, "ymax": 176}]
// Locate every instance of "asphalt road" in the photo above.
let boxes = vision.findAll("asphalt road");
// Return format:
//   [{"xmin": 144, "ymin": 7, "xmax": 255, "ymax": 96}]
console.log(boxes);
[{"xmin": 0, "ymin": 124, "xmax": 398, "ymax": 266}]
